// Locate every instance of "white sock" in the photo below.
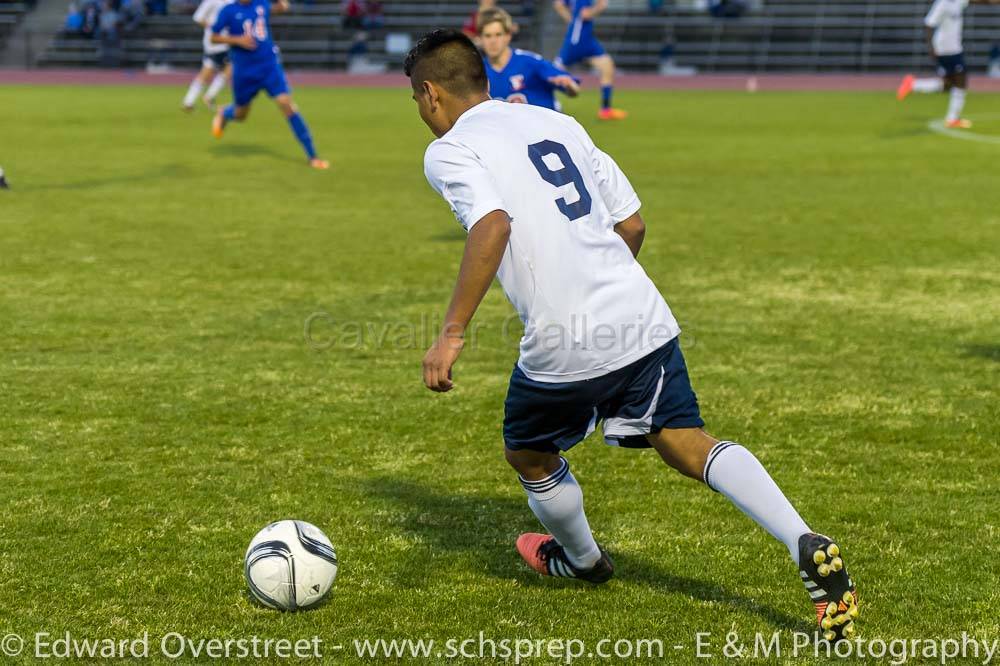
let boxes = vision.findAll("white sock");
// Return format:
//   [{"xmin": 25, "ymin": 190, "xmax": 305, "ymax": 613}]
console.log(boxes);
[
  {"xmin": 183, "ymin": 77, "xmax": 205, "ymax": 107},
  {"xmin": 520, "ymin": 458, "xmax": 602, "ymax": 570},
  {"xmin": 704, "ymin": 442, "xmax": 810, "ymax": 566},
  {"xmin": 913, "ymin": 77, "xmax": 944, "ymax": 93},
  {"xmin": 205, "ymin": 73, "xmax": 227, "ymax": 101},
  {"xmin": 946, "ymin": 87, "xmax": 967, "ymax": 122}
]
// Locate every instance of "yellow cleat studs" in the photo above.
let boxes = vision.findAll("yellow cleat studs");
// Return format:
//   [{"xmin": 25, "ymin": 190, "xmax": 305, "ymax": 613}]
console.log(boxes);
[
  {"xmin": 821, "ymin": 618, "xmax": 833, "ymax": 630},
  {"xmin": 849, "ymin": 606, "xmax": 859, "ymax": 619},
  {"xmin": 844, "ymin": 622, "xmax": 855, "ymax": 638},
  {"xmin": 827, "ymin": 544, "xmax": 840, "ymax": 557},
  {"xmin": 827, "ymin": 603, "xmax": 838, "ymax": 617},
  {"xmin": 813, "ymin": 550, "xmax": 826, "ymax": 565},
  {"xmin": 823, "ymin": 630, "xmax": 836, "ymax": 642},
  {"xmin": 843, "ymin": 591, "xmax": 854, "ymax": 603},
  {"xmin": 831, "ymin": 557, "xmax": 843, "ymax": 572},
  {"xmin": 818, "ymin": 563, "xmax": 831, "ymax": 577}
]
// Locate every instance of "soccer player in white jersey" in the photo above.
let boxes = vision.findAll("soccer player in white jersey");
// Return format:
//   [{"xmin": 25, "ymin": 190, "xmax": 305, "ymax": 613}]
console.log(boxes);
[
  {"xmin": 405, "ymin": 29, "xmax": 860, "ymax": 642},
  {"xmin": 897, "ymin": 0, "xmax": 1000, "ymax": 128},
  {"xmin": 182, "ymin": 0, "xmax": 233, "ymax": 112}
]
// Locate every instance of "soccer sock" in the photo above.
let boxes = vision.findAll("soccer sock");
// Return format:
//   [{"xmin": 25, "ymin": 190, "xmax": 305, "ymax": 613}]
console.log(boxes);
[
  {"xmin": 222, "ymin": 104, "xmax": 236, "ymax": 126},
  {"xmin": 520, "ymin": 458, "xmax": 602, "ymax": 570},
  {"xmin": 946, "ymin": 87, "xmax": 967, "ymax": 122},
  {"xmin": 913, "ymin": 78, "xmax": 944, "ymax": 93},
  {"xmin": 601, "ymin": 85, "xmax": 612, "ymax": 110},
  {"xmin": 205, "ymin": 73, "xmax": 227, "ymax": 101},
  {"xmin": 287, "ymin": 112, "xmax": 317, "ymax": 160},
  {"xmin": 183, "ymin": 77, "xmax": 205, "ymax": 107},
  {"xmin": 703, "ymin": 441, "xmax": 811, "ymax": 566}
]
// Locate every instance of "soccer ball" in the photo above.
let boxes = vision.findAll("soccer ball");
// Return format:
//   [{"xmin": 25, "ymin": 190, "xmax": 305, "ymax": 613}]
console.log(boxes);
[{"xmin": 244, "ymin": 520, "xmax": 338, "ymax": 611}]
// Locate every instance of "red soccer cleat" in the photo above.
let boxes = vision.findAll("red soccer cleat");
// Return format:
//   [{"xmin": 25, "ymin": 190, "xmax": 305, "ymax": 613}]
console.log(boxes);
[
  {"xmin": 516, "ymin": 533, "xmax": 615, "ymax": 583},
  {"xmin": 896, "ymin": 74, "xmax": 915, "ymax": 101},
  {"xmin": 946, "ymin": 118, "xmax": 972, "ymax": 129},
  {"xmin": 309, "ymin": 158, "xmax": 330, "ymax": 170},
  {"xmin": 598, "ymin": 108, "xmax": 628, "ymax": 121}
]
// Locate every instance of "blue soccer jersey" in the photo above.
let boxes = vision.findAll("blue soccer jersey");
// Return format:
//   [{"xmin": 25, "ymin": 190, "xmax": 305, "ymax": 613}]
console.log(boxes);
[
  {"xmin": 211, "ymin": 0, "xmax": 280, "ymax": 77},
  {"xmin": 485, "ymin": 48, "xmax": 577, "ymax": 110},
  {"xmin": 556, "ymin": 0, "xmax": 606, "ymax": 67}
]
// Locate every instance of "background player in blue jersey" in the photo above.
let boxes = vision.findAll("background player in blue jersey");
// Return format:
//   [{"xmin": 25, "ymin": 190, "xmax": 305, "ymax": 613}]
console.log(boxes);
[
  {"xmin": 209, "ymin": 0, "xmax": 329, "ymax": 169},
  {"xmin": 553, "ymin": 0, "xmax": 626, "ymax": 120},
  {"xmin": 478, "ymin": 8, "xmax": 579, "ymax": 111}
]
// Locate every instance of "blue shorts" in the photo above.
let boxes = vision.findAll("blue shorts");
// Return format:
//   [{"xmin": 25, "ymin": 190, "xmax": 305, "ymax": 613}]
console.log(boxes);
[
  {"xmin": 233, "ymin": 63, "xmax": 290, "ymax": 107},
  {"xmin": 503, "ymin": 338, "xmax": 704, "ymax": 454},
  {"xmin": 937, "ymin": 53, "xmax": 965, "ymax": 77},
  {"xmin": 557, "ymin": 36, "xmax": 606, "ymax": 68}
]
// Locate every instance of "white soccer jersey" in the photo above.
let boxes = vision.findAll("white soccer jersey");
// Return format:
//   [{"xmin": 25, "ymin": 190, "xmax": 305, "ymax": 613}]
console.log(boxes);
[
  {"xmin": 925, "ymin": 0, "xmax": 969, "ymax": 56},
  {"xmin": 424, "ymin": 100, "xmax": 681, "ymax": 383},
  {"xmin": 194, "ymin": 0, "xmax": 232, "ymax": 54}
]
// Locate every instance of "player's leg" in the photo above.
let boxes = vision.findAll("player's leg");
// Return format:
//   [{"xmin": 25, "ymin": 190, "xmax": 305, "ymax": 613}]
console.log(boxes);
[
  {"xmin": 183, "ymin": 60, "xmax": 215, "ymax": 111},
  {"xmin": 945, "ymin": 62, "xmax": 970, "ymax": 128},
  {"xmin": 203, "ymin": 57, "xmax": 230, "ymax": 109},
  {"xmin": 589, "ymin": 53, "xmax": 626, "ymax": 120},
  {"xmin": 898, "ymin": 73, "xmax": 943, "ymax": 99},
  {"xmin": 213, "ymin": 71, "xmax": 255, "ymax": 138},
  {"xmin": 267, "ymin": 68, "xmax": 329, "ymax": 169},
  {"xmin": 503, "ymin": 366, "xmax": 613, "ymax": 582}
]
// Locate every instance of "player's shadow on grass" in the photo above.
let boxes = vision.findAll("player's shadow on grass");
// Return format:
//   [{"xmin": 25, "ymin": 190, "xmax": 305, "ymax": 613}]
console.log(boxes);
[
  {"xmin": 210, "ymin": 143, "xmax": 302, "ymax": 165},
  {"xmin": 367, "ymin": 477, "xmax": 808, "ymax": 633},
  {"xmin": 962, "ymin": 344, "xmax": 1000, "ymax": 362}
]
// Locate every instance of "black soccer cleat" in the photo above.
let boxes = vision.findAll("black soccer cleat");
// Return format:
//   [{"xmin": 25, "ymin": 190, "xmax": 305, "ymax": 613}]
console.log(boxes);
[
  {"xmin": 798, "ymin": 533, "xmax": 859, "ymax": 641},
  {"xmin": 516, "ymin": 533, "xmax": 615, "ymax": 584}
]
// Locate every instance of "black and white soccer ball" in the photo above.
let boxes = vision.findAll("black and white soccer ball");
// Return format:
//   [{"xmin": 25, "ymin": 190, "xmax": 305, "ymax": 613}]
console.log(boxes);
[{"xmin": 244, "ymin": 520, "xmax": 338, "ymax": 611}]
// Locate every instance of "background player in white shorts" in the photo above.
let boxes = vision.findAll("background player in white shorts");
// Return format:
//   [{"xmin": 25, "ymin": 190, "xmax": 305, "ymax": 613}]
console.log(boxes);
[
  {"xmin": 182, "ymin": 0, "xmax": 233, "ymax": 112},
  {"xmin": 897, "ymin": 0, "xmax": 1000, "ymax": 128},
  {"xmin": 405, "ymin": 29, "xmax": 861, "ymax": 642}
]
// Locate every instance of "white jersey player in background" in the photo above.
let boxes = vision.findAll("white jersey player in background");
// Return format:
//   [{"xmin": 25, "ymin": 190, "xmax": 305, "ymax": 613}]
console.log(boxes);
[
  {"xmin": 181, "ymin": 0, "xmax": 233, "ymax": 112},
  {"xmin": 897, "ymin": 0, "xmax": 1000, "ymax": 128},
  {"xmin": 404, "ymin": 29, "xmax": 860, "ymax": 642}
]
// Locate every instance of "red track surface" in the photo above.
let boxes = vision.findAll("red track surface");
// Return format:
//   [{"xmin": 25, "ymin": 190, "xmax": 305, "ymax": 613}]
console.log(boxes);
[{"xmin": 3, "ymin": 68, "xmax": 1000, "ymax": 91}]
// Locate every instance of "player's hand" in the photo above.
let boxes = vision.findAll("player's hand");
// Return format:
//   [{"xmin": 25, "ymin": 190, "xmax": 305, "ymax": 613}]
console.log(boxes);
[
  {"xmin": 579, "ymin": 7, "xmax": 594, "ymax": 19},
  {"xmin": 548, "ymin": 75, "xmax": 580, "ymax": 97},
  {"xmin": 422, "ymin": 333, "xmax": 464, "ymax": 392},
  {"xmin": 236, "ymin": 33, "xmax": 257, "ymax": 49}
]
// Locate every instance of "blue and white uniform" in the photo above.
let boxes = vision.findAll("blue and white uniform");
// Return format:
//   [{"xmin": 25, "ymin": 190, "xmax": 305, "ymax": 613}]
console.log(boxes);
[
  {"xmin": 485, "ymin": 48, "xmax": 578, "ymax": 111},
  {"xmin": 423, "ymin": 101, "xmax": 698, "ymax": 453},
  {"xmin": 925, "ymin": 0, "xmax": 968, "ymax": 75},
  {"xmin": 211, "ymin": 0, "xmax": 290, "ymax": 107},
  {"xmin": 555, "ymin": 0, "xmax": 606, "ymax": 67}
]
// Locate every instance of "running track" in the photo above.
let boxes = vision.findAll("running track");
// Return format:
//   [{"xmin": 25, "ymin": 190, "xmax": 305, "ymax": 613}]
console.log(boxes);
[{"xmin": 4, "ymin": 68, "xmax": 1000, "ymax": 91}]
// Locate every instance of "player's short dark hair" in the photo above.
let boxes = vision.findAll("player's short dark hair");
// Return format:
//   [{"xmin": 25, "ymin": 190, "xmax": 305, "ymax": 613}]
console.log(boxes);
[{"xmin": 403, "ymin": 29, "xmax": 488, "ymax": 97}]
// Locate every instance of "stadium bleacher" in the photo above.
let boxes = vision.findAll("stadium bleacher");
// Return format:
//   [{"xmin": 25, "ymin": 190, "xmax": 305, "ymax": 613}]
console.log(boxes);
[
  {"xmin": 0, "ymin": 1, "xmax": 32, "ymax": 54},
  {"xmin": 30, "ymin": 0, "xmax": 1000, "ymax": 71}
]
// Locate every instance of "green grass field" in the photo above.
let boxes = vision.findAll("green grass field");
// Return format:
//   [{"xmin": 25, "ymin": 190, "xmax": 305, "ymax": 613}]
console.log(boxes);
[{"xmin": 1, "ymin": 85, "xmax": 999, "ymax": 664}]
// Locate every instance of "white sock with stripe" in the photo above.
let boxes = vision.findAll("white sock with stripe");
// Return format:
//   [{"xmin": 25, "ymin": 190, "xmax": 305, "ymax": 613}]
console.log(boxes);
[
  {"xmin": 520, "ymin": 458, "xmax": 602, "ymax": 571},
  {"xmin": 946, "ymin": 87, "xmax": 967, "ymax": 122},
  {"xmin": 205, "ymin": 72, "xmax": 227, "ymax": 101},
  {"xmin": 703, "ymin": 441, "xmax": 810, "ymax": 566},
  {"xmin": 183, "ymin": 77, "xmax": 205, "ymax": 108},
  {"xmin": 913, "ymin": 78, "xmax": 944, "ymax": 93}
]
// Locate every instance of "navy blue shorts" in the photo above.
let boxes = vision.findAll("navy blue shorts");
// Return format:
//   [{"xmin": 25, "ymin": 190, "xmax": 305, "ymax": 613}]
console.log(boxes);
[
  {"xmin": 203, "ymin": 51, "xmax": 230, "ymax": 70},
  {"xmin": 503, "ymin": 338, "xmax": 704, "ymax": 454},
  {"xmin": 233, "ymin": 63, "xmax": 290, "ymax": 107},
  {"xmin": 937, "ymin": 53, "xmax": 965, "ymax": 77}
]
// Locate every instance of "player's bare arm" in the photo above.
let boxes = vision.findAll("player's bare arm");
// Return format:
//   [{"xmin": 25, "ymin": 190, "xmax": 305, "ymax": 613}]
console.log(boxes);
[
  {"xmin": 613, "ymin": 212, "xmax": 645, "ymax": 258},
  {"xmin": 580, "ymin": 0, "xmax": 606, "ymax": 20},
  {"xmin": 422, "ymin": 210, "xmax": 511, "ymax": 392},
  {"xmin": 212, "ymin": 32, "xmax": 257, "ymax": 49},
  {"xmin": 271, "ymin": 0, "xmax": 290, "ymax": 14},
  {"xmin": 553, "ymin": 0, "xmax": 571, "ymax": 23},
  {"xmin": 547, "ymin": 75, "xmax": 580, "ymax": 96}
]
